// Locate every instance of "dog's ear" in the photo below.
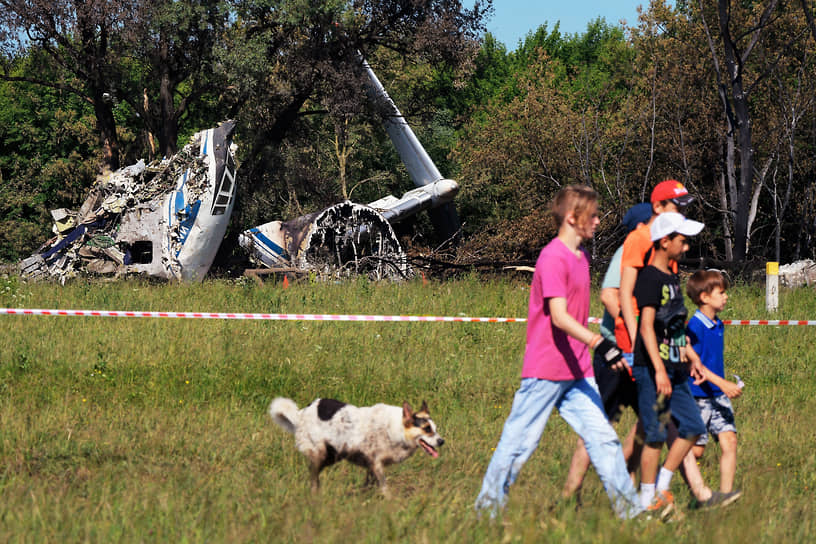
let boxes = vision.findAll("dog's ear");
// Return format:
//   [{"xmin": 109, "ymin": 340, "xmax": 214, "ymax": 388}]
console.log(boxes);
[
  {"xmin": 420, "ymin": 400, "xmax": 429, "ymax": 414},
  {"xmin": 402, "ymin": 402, "xmax": 413, "ymax": 422}
]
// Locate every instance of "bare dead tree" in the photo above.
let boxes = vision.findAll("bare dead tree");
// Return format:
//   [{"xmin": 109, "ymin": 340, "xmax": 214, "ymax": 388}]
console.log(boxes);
[{"xmin": 698, "ymin": 0, "xmax": 781, "ymax": 261}]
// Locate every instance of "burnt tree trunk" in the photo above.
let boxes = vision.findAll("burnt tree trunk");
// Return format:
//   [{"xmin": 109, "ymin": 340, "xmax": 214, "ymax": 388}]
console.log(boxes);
[
  {"xmin": 91, "ymin": 87, "xmax": 120, "ymax": 172},
  {"xmin": 157, "ymin": 70, "xmax": 180, "ymax": 158}
]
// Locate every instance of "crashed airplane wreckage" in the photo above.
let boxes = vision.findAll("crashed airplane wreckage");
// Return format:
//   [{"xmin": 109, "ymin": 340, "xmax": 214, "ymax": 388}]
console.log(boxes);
[
  {"xmin": 240, "ymin": 179, "xmax": 458, "ymax": 281},
  {"xmin": 19, "ymin": 121, "xmax": 238, "ymax": 282},
  {"xmin": 238, "ymin": 60, "xmax": 460, "ymax": 281}
]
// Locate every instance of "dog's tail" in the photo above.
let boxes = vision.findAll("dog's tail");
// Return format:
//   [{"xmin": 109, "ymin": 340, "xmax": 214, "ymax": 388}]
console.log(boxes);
[{"xmin": 268, "ymin": 397, "xmax": 300, "ymax": 434}]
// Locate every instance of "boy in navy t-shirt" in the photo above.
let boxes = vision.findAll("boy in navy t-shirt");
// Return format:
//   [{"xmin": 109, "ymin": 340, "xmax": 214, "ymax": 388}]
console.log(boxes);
[{"xmin": 632, "ymin": 212, "xmax": 706, "ymax": 519}]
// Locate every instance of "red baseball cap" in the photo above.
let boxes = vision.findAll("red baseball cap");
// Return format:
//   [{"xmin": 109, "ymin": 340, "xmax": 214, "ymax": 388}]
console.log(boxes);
[{"xmin": 650, "ymin": 180, "xmax": 694, "ymax": 206}]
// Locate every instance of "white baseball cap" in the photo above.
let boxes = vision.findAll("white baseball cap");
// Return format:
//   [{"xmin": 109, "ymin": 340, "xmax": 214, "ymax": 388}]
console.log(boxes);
[{"xmin": 650, "ymin": 212, "xmax": 704, "ymax": 241}]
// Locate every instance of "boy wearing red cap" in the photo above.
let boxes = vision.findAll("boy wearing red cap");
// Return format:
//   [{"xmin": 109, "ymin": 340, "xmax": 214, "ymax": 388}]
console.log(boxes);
[{"xmin": 619, "ymin": 180, "xmax": 693, "ymax": 352}]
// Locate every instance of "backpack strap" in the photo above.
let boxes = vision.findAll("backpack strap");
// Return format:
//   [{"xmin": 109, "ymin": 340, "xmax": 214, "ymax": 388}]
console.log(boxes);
[{"xmin": 643, "ymin": 246, "xmax": 653, "ymax": 267}]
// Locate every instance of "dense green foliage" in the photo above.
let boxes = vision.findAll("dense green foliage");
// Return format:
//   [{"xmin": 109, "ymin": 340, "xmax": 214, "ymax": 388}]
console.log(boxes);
[
  {"xmin": 2, "ymin": 1, "xmax": 816, "ymax": 266},
  {"xmin": 0, "ymin": 58, "xmax": 104, "ymax": 261},
  {"xmin": 1, "ymin": 277, "xmax": 814, "ymax": 541}
]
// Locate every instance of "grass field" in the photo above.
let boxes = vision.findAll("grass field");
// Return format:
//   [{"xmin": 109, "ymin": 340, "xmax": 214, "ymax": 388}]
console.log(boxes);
[{"xmin": 1, "ymin": 273, "xmax": 815, "ymax": 542}]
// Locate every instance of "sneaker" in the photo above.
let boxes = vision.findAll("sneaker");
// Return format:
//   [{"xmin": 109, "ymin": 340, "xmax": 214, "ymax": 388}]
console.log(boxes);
[
  {"xmin": 699, "ymin": 489, "xmax": 742, "ymax": 510},
  {"xmin": 647, "ymin": 490, "xmax": 676, "ymax": 521}
]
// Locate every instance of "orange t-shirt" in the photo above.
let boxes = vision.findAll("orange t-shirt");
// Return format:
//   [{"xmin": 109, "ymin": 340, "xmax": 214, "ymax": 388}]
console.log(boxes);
[{"xmin": 617, "ymin": 222, "xmax": 678, "ymax": 350}]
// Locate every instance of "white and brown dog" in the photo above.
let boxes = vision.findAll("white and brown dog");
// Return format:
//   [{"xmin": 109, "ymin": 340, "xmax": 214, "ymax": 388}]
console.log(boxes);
[{"xmin": 269, "ymin": 397, "xmax": 444, "ymax": 495}]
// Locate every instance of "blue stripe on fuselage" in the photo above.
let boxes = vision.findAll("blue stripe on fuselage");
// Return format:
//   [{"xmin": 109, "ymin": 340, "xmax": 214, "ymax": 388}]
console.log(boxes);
[
  {"xmin": 168, "ymin": 169, "xmax": 201, "ymax": 256},
  {"xmin": 175, "ymin": 200, "xmax": 201, "ymax": 253},
  {"xmin": 170, "ymin": 169, "xmax": 189, "ymax": 228},
  {"xmin": 249, "ymin": 228, "xmax": 286, "ymax": 257}
]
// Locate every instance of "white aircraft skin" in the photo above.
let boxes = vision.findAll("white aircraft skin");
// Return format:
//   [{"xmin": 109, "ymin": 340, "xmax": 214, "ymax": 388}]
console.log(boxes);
[
  {"xmin": 165, "ymin": 122, "xmax": 238, "ymax": 280},
  {"xmin": 20, "ymin": 121, "xmax": 238, "ymax": 282}
]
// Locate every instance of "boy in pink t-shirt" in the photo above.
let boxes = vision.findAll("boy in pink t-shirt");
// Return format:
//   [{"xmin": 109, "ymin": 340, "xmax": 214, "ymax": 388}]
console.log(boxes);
[{"xmin": 475, "ymin": 185, "xmax": 643, "ymax": 520}]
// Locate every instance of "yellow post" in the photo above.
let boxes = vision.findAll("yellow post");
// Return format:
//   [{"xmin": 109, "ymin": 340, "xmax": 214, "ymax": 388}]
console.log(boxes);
[{"xmin": 766, "ymin": 262, "xmax": 779, "ymax": 312}]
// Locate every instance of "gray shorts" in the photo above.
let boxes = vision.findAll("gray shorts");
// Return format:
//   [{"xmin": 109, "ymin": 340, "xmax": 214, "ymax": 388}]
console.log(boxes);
[{"xmin": 695, "ymin": 395, "xmax": 737, "ymax": 446}]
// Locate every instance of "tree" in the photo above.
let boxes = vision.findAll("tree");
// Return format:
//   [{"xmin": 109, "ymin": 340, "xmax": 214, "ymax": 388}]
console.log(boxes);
[
  {"xmin": 115, "ymin": 0, "xmax": 229, "ymax": 159},
  {"xmin": 0, "ymin": 0, "xmax": 139, "ymax": 171},
  {"xmin": 222, "ymin": 0, "xmax": 486, "ymax": 155},
  {"xmin": 698, "ymin": 0, "xmax": 781, "ymax": 261},
  {"xmin": 221, "ymin": 0, "xmax": 491, "ymax": 233},
  {"xmin": 451, "ymin": 21, "xmax": 650, "ymax": 260},
  {"xmin": 0, "ymin": 54, "xmax": 100, "ymax": 260},
  {"xmin": 1, "ymin": 1, "xmax": 233, "ymax": 168},
  {"xmin": 635, "ymin": 0, "xmax": 806, "ymax": 262},
  {"xmin": 631, "ymin": 2, "xmax": 725, "ymax": 259}
]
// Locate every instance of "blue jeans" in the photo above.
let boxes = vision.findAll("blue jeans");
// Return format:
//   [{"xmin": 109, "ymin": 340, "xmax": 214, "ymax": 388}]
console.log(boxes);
[
  {"xmin": 633, "ymin": 364, "xmax": 706, "ymax": 443},
  {"xmin": 474, "ymin": 377, "xmax": 643, "ymax": 519}
]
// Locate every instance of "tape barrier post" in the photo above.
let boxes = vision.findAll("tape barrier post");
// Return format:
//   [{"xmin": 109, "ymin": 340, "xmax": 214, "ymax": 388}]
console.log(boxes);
[{"xmin": 766, "ymin": 261, "xmax": 779, "ymax": 312}]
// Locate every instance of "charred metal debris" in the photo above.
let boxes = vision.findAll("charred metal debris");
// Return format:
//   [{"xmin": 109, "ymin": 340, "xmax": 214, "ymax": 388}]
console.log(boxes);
[
  {"xmin": 19, "ymin": 121, "xmax": 238, "ymax": 283},
  {"xmin": 16, "ymin": 58, "xmax": 464, "ymax": 284}
]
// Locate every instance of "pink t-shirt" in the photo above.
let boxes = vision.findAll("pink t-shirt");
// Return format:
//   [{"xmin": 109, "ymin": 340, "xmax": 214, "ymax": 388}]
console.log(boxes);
[{"xmin": 521, "ymin": 238, "xmax": 592, "ymax": 380}]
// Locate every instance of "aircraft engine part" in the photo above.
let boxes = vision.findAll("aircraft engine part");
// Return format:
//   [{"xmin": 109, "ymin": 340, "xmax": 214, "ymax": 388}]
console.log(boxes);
[
  {"xmin": 298, "ymin": 202, "xmax": 410, "ymax": 280},
  {"xmin": 240, "ymin": 202, "xmax": 411, "ymax": 280}
]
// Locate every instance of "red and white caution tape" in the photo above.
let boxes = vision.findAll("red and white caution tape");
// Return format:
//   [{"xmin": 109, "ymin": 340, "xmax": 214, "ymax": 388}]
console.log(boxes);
[
  {"xmin": 0, "ymin": 307, "xmax": 527, "ymax": 323},
  {"xmin": 721, "ymin": 319, "xmax": 816, "ymax": 326},
  {"xmin": 2, "ymin": 308, "xmax": 815, "ymax": 325}
]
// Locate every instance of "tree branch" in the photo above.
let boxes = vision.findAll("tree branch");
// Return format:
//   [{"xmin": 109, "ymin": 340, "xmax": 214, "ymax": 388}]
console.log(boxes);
[
  {"xmin": 801, "ymin": 0, "xmax": 816, "ymax": 43},
  {"xmin": 0, "ymin": 73, "xmax": 89, "ymax": 102},
  {"xmin": 741, "ymin": 0, "xmax": 781, "ymax": 63}
]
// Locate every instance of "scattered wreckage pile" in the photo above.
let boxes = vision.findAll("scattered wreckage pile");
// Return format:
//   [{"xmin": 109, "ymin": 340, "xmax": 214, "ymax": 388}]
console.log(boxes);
[
  {"xmin": 240, "ymin": 201, "xmax": 413, "ymax": 282},
  {"xmin": 19, "ymin": 131, "xmax": 218, "ymax": 283},
  {"xmin": 779, "ymin": 259, "xmax": 816, "ymax": 288},
  {"xmin": 16, "ymin": 56, "xmax": 465, "ymax": 284}
]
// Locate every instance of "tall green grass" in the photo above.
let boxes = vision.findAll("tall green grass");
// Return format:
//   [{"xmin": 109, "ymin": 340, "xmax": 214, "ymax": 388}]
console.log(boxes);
[{"xmin": 1, "ymin": 274, "xmax": 814, "ymax": 542}]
